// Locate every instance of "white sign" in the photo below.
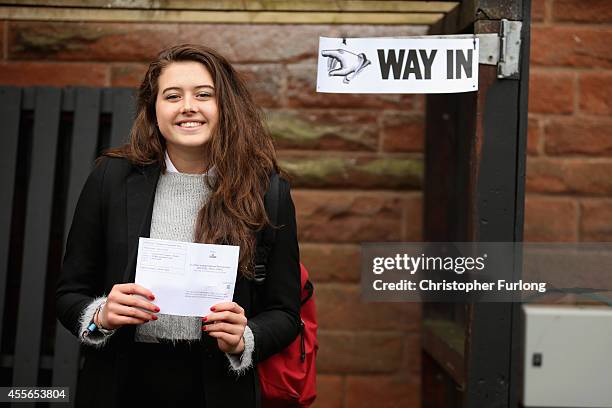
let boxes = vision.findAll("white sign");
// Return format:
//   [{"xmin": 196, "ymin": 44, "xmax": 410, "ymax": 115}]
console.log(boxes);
[
  {"xmin": 135, "ymin": 238, "xmax": 239, "ymax": 317},
  {"xmin": 317, "ymin": 36, "xmax": 479, "ymax": 94}
]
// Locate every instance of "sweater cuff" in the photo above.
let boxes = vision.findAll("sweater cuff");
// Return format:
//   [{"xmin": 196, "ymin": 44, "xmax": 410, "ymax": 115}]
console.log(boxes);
[
  {"xmin": 225, "ymin": 325, "xmax": 254, "ymax": 375},
  {"xmin": 78, "ymin": 296, "xmax": 116, "ymax": 347}
]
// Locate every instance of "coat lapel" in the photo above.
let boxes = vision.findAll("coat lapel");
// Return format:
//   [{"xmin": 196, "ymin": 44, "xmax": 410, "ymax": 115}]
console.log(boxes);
[{"xmin": 123, "ymin": 163, "xmax": 161, "ymax": 283}]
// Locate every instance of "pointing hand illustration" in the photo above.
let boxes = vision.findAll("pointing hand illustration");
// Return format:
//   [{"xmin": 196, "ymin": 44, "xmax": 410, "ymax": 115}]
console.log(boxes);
[{"xmin": 321, "ymin": 49, "xmax": 371, "ymax": 83}]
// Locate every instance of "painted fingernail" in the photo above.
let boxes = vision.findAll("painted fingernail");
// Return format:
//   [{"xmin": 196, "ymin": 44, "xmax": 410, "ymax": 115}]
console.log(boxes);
[
  {"xmin": 202, "ymin": 325, "xmax": 207, "ymax": 331},
  {"xmin": 149, "ymin": 295, "xmax": 155, "ymax": 300},
  {"xmin": 152, "ymin": 315, "xmax": 158, "ymax": 320},
  {"xmin": 155, "ymin": 307, "xmax": 160, "ymax": 312},
  {"xmin": 202, "ymin": 317, "xmax": 207, "ymax": 322},
  {"xmin": 210, "ymin": 306, "xmax": 216, "ymax": 311}
]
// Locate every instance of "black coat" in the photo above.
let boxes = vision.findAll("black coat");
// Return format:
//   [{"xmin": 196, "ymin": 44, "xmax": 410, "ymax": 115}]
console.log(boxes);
[{"xmin": 56, "ymin": 157, "xmax": 301, "ymax": 407}]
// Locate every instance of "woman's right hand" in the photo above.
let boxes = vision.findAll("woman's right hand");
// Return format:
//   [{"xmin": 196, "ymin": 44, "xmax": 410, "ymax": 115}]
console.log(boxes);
[{"xmin": 96, "ymin": 283, "xmax": 160, "ymax": 330}]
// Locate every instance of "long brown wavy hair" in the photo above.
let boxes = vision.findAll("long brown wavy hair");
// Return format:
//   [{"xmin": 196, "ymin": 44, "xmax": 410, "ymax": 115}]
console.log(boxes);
[{"xmin": 105, "ymin": 44, "xmax": 279, "ymax": 278}]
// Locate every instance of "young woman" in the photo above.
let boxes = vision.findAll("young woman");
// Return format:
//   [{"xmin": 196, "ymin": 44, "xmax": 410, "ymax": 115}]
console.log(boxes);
[{"xmin": 56, "ymin": 44, "xmax": 301, "ymax": 407}]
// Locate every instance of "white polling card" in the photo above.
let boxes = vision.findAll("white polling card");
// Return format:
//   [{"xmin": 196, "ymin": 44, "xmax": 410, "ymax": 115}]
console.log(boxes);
[{"xmin": 134, "ymin": 237, "xmax": 240, "ymax": 316}]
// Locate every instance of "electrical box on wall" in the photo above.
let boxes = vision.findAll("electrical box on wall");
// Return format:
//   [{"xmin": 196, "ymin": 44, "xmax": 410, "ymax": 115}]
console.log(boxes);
[{"xmin": 522, "ymin": 305, "xmax": 612, "ymax": 407}]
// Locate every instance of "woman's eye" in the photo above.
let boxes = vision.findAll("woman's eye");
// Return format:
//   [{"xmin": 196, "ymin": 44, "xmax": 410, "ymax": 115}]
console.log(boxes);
[
  {"xmin": 165, "ymin": 94, "xmax": 180, "ymax": 100},
  {"xmin": 197, "ymin": 93, "xmax": 212, "ymax": 98}
]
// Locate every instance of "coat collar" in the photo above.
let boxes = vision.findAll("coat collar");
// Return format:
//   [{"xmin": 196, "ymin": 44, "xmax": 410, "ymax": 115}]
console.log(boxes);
[{"xmin": 123, "ymin": 162, "xmax": 161, "ymax": 283}]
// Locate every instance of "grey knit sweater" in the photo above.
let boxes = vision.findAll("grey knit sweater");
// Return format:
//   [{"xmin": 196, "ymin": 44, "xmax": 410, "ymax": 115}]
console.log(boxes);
[
  {"xmin": 135, "ymin": 170, "xmax": 211, "ymax": 342},
  {"xmin": 78, "ymin": 154, "xmax": 254, "ymax": 373}
]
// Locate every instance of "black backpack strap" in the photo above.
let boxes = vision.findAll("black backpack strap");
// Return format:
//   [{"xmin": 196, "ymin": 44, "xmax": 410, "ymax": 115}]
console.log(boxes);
[
  {"xmin": 301, "ymin": 280, "xmax": 314, "ymax": 306},
  {"xmin": 253, "ymin": 172, "xmax": 281, "ymax": 284}
]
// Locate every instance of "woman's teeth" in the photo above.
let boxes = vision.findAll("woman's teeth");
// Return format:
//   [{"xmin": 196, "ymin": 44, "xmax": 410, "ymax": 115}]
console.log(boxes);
[{"xmin": 178, "ymin": 122, "xmax": 203, "ymax": 128}]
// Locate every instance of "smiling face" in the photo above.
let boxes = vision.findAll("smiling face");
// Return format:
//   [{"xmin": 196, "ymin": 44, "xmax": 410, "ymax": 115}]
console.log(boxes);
[{"xmin": 155, "ymin": 61, "xmax": 219, "ymax": 159}]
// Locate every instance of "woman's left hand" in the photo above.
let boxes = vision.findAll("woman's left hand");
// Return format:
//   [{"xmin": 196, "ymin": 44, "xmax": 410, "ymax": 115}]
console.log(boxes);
[{"xmin": 202, "ymin": 302, "xmax": 247, "ymax": 354}]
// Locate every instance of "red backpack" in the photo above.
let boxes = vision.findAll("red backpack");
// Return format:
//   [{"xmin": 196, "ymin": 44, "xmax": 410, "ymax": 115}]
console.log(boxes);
[{"xmin": 253, "ymin": 173, "xmax": 318, "ymax": 407}]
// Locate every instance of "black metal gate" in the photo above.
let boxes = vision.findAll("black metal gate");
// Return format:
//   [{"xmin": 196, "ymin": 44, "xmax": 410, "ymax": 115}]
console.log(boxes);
[{"xmin": 0, "ymin": 87, "xmax": 135, "ymax": 407}]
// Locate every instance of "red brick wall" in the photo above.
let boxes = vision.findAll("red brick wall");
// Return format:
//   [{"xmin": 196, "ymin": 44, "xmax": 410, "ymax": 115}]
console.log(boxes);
[{"xmin": 526, "ymin": 0, "xmax": 612, "ymax": 243}]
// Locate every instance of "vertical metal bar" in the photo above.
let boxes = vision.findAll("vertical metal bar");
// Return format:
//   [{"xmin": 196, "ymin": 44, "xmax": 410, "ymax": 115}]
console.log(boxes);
[
  {"xmin": 12, "ymin": 88, "xmax": 61, "ymax": 393},
  {"xmin": 464, "ymin": 7, "xmax": 529, "ymax": 406},
  {"xmin": 51, "ymin": 87, "xmax": 101, "ymax": 408},
  {"xmin": 509, "ymin": 1, "xmax": 531, "ymax": 406},
  {"xmin": 0, "ymin": 87, "xmax": 21, "ymax": 347},
  {"xmin": 462, "ymin": 68, "xmax": 517, "ymax": 408},
  {"xmin": 109, "ymin": 88, "xmax": 135, "ymax": 148}
]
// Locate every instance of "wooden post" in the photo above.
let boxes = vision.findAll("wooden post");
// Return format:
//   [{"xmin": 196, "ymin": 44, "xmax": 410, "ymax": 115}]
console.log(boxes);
[{"xmin": 422, "ymin": 0, "xmax": 531, "ymax": 406}]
